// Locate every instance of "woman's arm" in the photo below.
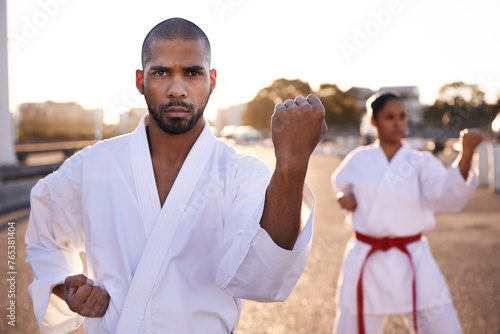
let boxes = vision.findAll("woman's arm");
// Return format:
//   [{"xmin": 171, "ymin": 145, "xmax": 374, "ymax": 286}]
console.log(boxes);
[
  {"xmin": 336, "ymin": 191, "xmax": 357, "ymax": 212},
  {"xmin": 457, "ymin": 128, "xmax": 484, "ymax": 180}
]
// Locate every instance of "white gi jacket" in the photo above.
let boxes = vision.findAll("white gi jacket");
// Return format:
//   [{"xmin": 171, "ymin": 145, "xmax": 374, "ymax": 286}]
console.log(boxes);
[
  {"xmin": 331, "ymin": 141, "xmax": 477, "ymax": 315},
  {"xmin": 26, "ymin": 116, "xmax": 314, "ymax": 334}
]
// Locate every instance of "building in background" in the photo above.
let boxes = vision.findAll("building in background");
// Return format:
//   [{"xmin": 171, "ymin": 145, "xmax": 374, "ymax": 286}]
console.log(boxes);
[
  {"xmin": 214, "ymin": 103, "xmax": 246, "ymax": 130},
  {"xmin": 17, "ymin": 101, "xmax": 103, "ymax": 142},
  {"xmin": 346, "ymin": 87, "xmax": 375, "ymax": 113},
  {"xmin": 114, "ymin": 108, "xmax": 148, "ymax": 136}
]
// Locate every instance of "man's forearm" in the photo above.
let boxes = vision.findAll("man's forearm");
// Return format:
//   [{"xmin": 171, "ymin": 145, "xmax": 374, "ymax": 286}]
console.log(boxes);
[
  {"xmin": 259, "ymin": 164, "xmax": 307, "ymax": 250},
  {"xmin": 456, "ymin": 128, "xmax": 484, "ymax": 180},
  {"xmin": 260, "ymin": 94, "xmax": 326, "ymax": 250}
]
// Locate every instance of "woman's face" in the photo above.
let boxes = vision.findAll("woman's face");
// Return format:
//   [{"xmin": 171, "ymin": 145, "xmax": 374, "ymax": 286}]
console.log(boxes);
[{"xmin": 372, "ymin": 98, "xmax": 407, "ymax": 144}]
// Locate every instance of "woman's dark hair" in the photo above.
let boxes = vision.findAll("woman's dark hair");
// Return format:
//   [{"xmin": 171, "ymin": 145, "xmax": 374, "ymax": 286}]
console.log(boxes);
[{"xmin": 366, "ymin": 92, "xmax": 402, "ymax": 120}]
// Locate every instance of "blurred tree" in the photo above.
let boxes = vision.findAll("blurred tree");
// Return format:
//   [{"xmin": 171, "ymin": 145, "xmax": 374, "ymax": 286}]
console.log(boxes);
[
  {"xmin": 242, "ymin": 78, "xmax": 312, "ymax": 129},
  {"xmin": 487, "ymin": 95, "xmax": 500, "ymax": 120},
  {"xmin": 242, "ymin": 79, "xmax": 362, "ymax": 129},
  {"xmin": 423, "ymin": 82, "xmax": 490, "ymax": 126},
  {"xmin": 317, "ymin": 83, "xmax": 362, "ymax": 125}
]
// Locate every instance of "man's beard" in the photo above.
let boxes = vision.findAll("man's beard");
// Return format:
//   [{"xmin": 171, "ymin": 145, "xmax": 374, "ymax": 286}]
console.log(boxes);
[{"xmin": 147, "ymin": 95, "xmax": 210, "ymax": 135}]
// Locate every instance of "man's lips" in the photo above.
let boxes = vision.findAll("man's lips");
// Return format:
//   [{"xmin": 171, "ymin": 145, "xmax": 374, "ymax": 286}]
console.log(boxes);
[{"xmin": 165, "ymin": 107, "xmax": 189, "ymax": 117}]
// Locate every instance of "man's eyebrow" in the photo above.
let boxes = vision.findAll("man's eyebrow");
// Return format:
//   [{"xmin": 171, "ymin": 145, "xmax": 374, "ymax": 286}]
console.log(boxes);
[
  {"xmin": 149, "ymin": 65, "xmax": 205, "ymax": 73},
  {"xmin": 149, "ymin": 65, "xmax": 170, "ymax": 72},
  {"xmin": 184, "ymin": 65, "xmax": 205, "ymax": 72}
]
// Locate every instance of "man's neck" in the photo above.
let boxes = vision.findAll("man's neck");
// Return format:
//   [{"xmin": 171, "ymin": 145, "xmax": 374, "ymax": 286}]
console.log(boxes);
[
  {"xmin": 145, "ymin": 115, "xmax": 205, "ymax": 165},
  {"xmin": 145, "ymin": 115, "xmax": 206, "ymax": 207}
]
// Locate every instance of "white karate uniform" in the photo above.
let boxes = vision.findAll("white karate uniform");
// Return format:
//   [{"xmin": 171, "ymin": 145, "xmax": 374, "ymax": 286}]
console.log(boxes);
[
  {"xmin": 25, "ymin": 116, "xmax": 314, "ymax": 334},
  {"xmin": 331, "ymin": 141, "xmax": 477, "ymax": 334}
]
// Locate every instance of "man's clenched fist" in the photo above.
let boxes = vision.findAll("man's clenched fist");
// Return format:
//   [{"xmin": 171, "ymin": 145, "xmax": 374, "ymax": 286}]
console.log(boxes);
[
  {"xmin": 271, "ymin": 94, "xmax": 327, "ymax": 170},
  {"xmin": 63, "ymin": 274, "xmax": 110, "ymax": 317}
]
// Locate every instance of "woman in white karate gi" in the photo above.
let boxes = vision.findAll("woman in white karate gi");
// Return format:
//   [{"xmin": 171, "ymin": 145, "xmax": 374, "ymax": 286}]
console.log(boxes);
[{"xmin": 331, "ymin": 92, "xmax": 483, "ymax": 334}]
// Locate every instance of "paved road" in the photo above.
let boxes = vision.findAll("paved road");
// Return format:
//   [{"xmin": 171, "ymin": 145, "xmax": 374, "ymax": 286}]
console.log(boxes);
[
  {"xmin": 1, "ymin": 147, "xmax": 499, "ymax": 334},
  {"xmin": 236, "ymin": 149, "xmax": 500, "ymax": 334}
]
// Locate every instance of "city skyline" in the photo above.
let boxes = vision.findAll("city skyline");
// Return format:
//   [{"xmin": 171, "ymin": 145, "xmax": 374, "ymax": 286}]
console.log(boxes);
[{"xmin": 6, "ymin": 0, "xmax": 500, "ymax": 123}]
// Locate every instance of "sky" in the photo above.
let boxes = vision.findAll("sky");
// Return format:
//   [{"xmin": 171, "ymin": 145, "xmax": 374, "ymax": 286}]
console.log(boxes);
[{"xmin": 5, "ymin": 0, "xmax": 500, "ymax": 123}]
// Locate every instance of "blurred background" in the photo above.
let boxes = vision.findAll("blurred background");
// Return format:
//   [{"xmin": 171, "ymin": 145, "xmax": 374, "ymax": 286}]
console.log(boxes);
[
  {"xmin": 1, "ymin": 1, "xmax": 500, "ymax": 333},
  {"xmin": 3, "ymin": 0, "xmax": 500, "ymax": 207}
]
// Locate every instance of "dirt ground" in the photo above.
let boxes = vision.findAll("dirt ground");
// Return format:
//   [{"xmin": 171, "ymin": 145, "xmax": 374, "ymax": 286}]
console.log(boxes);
[{"xmin": 0, "ymin": 147, "xmax": 499, "ymax": 334}]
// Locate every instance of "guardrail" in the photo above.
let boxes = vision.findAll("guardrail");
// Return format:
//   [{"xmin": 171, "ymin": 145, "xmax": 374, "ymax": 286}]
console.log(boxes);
[
  {"xmin": 1, "ymin": 140, "xmax": 96, "ymax": 214},
  {"xmin": 0, "ymin": 163, "xmax": 63, "ymax": 215},
  {"xmin": 14, "ymin": 140, "xmax": 97, "ymax": 162}
]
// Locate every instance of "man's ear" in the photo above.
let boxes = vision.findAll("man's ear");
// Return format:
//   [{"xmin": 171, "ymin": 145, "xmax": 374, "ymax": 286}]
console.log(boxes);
[
  {"xmin": 209, "ymin": 69, "xmax": 217, "ymax": 94},
  {"xmin": 136, "ymin": 70, "xmax": 144, "ymax": 95},
  {"xmin": 371, "ymin": 117, "xmax": 376, "ymax": 127}
]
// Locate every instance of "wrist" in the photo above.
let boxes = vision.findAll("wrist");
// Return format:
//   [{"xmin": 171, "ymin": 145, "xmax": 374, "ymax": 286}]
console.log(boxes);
[
  {"xmin": 52, "ymin": 284, "xmax": 65, "ymax": 300},
  {"xmin": 274, "ymin": 159, "xmax": 308, "ymax": 182}
]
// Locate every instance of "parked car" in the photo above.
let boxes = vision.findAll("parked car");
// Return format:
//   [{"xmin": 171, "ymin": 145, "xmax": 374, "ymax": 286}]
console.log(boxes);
[
  {"xmin": 234, "ymin": 126, "xmax": 262, "ymax": 143},
  {"xmin": 219, "ymin": 125, "xmax": 262, "ymax": 144},
  {"xmin": 220, "ymin": 125, "xmax": 238, "ymax": 139}
]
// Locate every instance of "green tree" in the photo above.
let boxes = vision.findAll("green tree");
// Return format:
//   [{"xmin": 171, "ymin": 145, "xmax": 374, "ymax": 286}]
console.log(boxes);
[
  {"xmin": 242, "ymin": 78, "xmax": 312, "ymax": 129},
  {"xmin": 242, "ymin": 79, "xmax": 362, "ymax": 129},
  {"xmin": 424, "ymin": 82, "xmax": 490, "ymax": 126},
  {"xmin": 317, "ymin": 84, "xmax": 362, "ymax": 125},
  {"xmin": 487, "ymin": 95, "xmax": 500, "ymax": 121}
]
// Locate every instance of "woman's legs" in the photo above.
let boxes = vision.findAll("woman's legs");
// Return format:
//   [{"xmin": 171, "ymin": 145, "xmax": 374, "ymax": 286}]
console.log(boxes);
[
  {"xmin": 333, "ymin": 308, "xmax": 387, "ymax": 334},
  {"xmin": 333, "ymin": 303, "xmax": 462, "ymax": 334},
  {"xmin": 404, "ymin": 303, "xmax": 463, "ymax": 334}
]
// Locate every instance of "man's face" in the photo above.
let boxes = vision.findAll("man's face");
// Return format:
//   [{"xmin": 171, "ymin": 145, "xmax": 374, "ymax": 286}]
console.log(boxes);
[{"xmin": 136, "ymin": 39, "xmax": 216, "ymax": 135}]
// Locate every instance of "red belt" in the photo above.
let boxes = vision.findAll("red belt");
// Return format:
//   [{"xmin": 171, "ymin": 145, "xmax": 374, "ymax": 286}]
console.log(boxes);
[{"xmin": 354, "ymin": 231, "xmax": 422, "ymax": 334}]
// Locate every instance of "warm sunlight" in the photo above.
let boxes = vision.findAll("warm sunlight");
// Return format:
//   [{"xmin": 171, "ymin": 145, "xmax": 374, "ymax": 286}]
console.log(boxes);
[{"xmin": 6, "ymin": 0, "xmax": 500, "ymax": 124}]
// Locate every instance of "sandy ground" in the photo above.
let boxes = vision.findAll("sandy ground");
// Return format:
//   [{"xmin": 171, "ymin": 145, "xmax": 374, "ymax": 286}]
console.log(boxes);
[{"xmin": 0, "ymin": 146, "xmax": 499, "ymax": 334}]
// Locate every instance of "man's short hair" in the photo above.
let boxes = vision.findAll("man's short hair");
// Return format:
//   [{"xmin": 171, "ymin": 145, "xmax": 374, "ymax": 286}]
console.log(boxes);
[{"xmin": 141, "ymin": 17, "xmax": 211, "ymax": 68}]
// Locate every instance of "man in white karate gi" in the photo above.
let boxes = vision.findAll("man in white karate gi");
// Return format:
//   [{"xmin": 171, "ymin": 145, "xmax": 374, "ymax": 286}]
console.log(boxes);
[{"xmin": 25, "ymin": 17, "xmax": 327, "ymax": 334}]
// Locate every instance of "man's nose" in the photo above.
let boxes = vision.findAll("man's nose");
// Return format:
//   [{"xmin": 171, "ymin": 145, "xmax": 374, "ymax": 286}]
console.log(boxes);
[{"xmin": 167, "ymin": 76, "xmax": 187, "ymax": 98}]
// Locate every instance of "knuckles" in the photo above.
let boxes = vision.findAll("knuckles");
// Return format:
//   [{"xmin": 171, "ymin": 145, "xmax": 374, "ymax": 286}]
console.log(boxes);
[
  {"xmin": 62, "ymin": 273, "xmax": 111, "ymax": 318},
  {"xmin": 275, "ymin": 101, "xmax": 324, "ymax": 119},
  {"xmin": 272, "ymin": 95, "xmax": 326, "ymax": 138},
  {"xmin": 71, "ymin": 287, "xmax": 110, "ymax": 317}
]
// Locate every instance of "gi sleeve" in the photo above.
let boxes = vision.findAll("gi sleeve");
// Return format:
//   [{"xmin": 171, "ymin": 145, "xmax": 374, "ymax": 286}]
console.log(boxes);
[
  {"xmin": 216, "ymin": 156, "xmax": 314, "ymax": 302},
  {"xmin": 25, "ymin": 157, "xmax": 86, "ymax": 334},
  {"xmin": 331, "ymin": 149, "xmax": 357, "ymax": 194},
  {"xmin": 419, "ymin": 152, "xmax": 478, "ymax": 212}
]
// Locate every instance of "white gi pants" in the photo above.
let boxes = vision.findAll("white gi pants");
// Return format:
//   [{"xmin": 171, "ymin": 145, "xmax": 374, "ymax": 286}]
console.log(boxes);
[{"xmin": 333, "ymin": 304, "xmax": 463, "ymax": 334}]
